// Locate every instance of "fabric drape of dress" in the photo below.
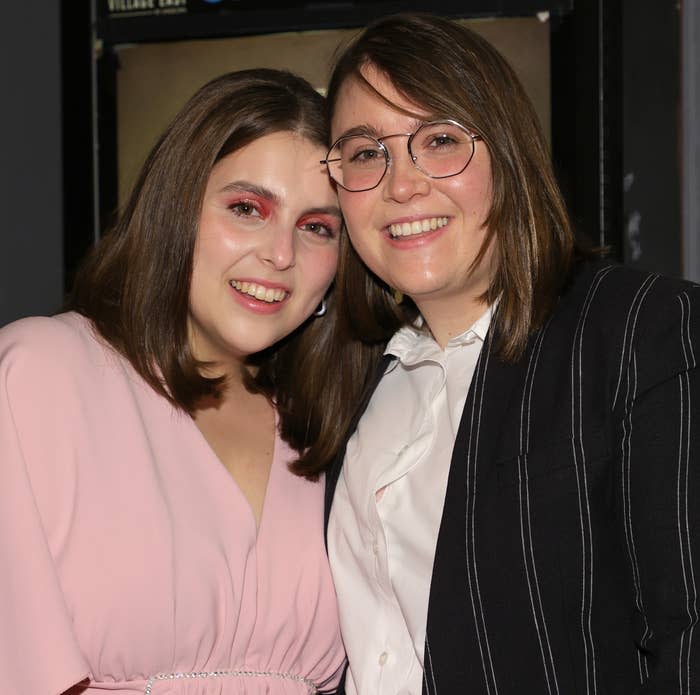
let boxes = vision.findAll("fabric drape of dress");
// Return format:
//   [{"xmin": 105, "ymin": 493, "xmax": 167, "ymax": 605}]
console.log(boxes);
[{"xmin": 0, "ymin": 312, "xmax": 344, "ymax": 695}]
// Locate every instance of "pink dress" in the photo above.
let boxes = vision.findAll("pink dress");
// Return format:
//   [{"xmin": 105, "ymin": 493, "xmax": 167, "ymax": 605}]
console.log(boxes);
[{"xmin": 0, "ymin": 312, "xmax": 344, "ymax": 695}]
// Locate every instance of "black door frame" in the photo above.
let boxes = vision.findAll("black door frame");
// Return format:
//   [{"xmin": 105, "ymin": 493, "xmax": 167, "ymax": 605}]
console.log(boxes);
[{"xmin": 63, "ymin": 0, "xmax": 623, "ymax": 285}]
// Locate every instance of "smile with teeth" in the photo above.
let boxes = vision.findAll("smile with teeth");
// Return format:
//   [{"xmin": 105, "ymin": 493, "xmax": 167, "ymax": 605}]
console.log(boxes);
[
  {"xmin": 389, "ymin": 216, "xmax": 448, "ymax": 238},
  {"xmin": 230, "ymin": 280, "xmax": 288, "ymax": 303}
]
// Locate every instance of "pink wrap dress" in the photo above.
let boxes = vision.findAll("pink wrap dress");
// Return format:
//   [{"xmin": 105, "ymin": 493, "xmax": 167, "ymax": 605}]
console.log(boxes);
[{"xmin": 0, "ymin": 312, "xmax": 344, "ymax": 695}]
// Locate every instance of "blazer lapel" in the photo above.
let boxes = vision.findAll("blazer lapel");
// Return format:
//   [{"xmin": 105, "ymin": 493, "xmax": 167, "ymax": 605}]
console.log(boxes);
[{"xmin": 423, "ymin": 329, "xmax": 530, "ymax": 694}]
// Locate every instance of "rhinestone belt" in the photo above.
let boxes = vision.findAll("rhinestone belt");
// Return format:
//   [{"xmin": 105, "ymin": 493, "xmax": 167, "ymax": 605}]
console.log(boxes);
[{"xmin": 144, "ymin": 668, "xmax": 318, "ymax": 694}]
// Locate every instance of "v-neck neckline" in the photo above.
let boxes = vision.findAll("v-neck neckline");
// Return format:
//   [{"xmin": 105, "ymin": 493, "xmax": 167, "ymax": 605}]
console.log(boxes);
[{"xmin": 187, "ymin": 408, "xmax": 278, "ymax": 541}]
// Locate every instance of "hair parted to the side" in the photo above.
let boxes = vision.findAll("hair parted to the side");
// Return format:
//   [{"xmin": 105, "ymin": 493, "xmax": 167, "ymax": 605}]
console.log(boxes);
[
  {"xmin": 67, "ymin": 68, "xmax": 349, "ymax": 479},
  {"xmin": 327, "ymin": 12, "xmax": 592, "ymax": 361}
]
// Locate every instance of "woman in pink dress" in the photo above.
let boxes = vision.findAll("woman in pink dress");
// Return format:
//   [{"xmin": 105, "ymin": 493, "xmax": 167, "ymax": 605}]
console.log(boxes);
[{"xmin": 0, "ymin": 69, "xmax": 350, "ymax": 695}]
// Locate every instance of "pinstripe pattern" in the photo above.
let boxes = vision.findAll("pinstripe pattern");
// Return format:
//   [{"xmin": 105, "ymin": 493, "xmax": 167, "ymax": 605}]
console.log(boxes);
[
  {"xmin": 325, "ymin": 260, "xmax": 700, "ymax": 695},
  {"xmin": 517, "ymin": 317, "xmax": 559, "ymax": 695},
  {"xmin": 612, "ymin": 273, "xmax": 659, "ymax": 410},
  {"xmin": 569, "ymin": 265, "xmax": 616, "ymax": 695},
  {"xmin": 618, "ymin": 272, "xmax": 659, "ymax": 684},
  {"xmin": 464, "ymin": 333, "xmax": 499, "ymax": 695},
  {"xmin": 624, "ymin": 351, "xmax": 652, "ymax": 683},
  {"xmin": 678, "ymin": 291, "xmax": 698, "ymax": 695},
  {"xmin": 424, "ymin": 634, "xmax": 437, "ymax": 695}
]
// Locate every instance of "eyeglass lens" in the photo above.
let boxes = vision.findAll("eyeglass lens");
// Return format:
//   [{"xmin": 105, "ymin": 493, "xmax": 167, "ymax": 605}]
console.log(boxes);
[{"xmin": 327, "ymin": 121, "xmax": 476, "ymax": 192}]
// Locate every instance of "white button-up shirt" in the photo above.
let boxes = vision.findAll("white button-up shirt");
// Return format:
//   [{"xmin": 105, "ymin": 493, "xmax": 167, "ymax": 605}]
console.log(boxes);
[{"xmin": 328, "ymin": 307, "xmax": 492, "ymax": 695}]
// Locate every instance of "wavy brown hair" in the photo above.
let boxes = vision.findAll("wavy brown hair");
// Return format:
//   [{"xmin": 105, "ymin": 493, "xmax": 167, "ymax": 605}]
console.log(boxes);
[
  {"xmin": 67, "ymin": 68, "xmax": 359, "ymax": 478},
  {"xmin": 327, "ymin": 13, "xmax": 590, "ymax": 361}
]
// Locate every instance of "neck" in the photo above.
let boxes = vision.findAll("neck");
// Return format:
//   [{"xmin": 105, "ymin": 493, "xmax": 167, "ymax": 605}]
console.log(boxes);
[
  {"xmin": 195, "ymin": 356, "xmax": 256, "ymax": 407},
  {"xmin": 416, "ymin": 294, "xmax": 490, "ymax": 349}
]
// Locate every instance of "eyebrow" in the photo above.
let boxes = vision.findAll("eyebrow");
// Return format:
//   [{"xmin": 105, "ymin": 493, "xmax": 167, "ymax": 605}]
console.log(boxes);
[
  {"xmin": 335, "ymin": 119, "xmax": 427, "ymax": 141},
  {"xmin": 304, "ymin": 205, "xmax": 343, "ymax": 219},
  {"xmin": 218, "ymin": 180, "xmax": 341, "ymax": 219},
  {"xmin": 218, "ymin": 180, "xmax": 282, "ymax": 205}
]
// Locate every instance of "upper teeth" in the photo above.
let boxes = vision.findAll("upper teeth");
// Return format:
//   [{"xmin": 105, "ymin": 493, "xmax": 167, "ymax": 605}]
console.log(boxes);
[
  {"xmin": 230, "ymin": 281, "xmax": 287, "ymax": 303},
  {"xmin": 389, "ymin": 217, "xmax": 448, "ymax": 237}
]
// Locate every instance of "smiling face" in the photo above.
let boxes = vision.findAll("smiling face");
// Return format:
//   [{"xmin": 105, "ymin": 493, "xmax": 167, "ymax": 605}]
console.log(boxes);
[
  {"xmin": 188, "ymin": 131, "xmax": 341, "ymax": 372},
  {"xmin": 331, "ymin": 66, "xmax": 496, "ymax": 344}
]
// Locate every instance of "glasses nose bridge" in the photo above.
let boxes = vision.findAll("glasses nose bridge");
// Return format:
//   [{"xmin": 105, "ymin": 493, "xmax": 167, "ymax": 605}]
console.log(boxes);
[{"xmin": 378, "ymin": 131, "xmax": 418, "ymax": 171}]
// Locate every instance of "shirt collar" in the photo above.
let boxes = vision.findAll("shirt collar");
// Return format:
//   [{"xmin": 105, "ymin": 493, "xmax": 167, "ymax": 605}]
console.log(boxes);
[{"xmin": 385, "ymin": 303, "xmax": 495, "ymax": 364}]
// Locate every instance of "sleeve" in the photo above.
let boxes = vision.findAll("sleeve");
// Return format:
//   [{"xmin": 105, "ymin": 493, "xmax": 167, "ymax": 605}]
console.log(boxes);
[
  {"xmin": 622, "ymin": 283, "xmax": 700, "ymax": 694},
  {"xmin": 0, "ymin": 320, "xmax": 90, "ymax": 695}
]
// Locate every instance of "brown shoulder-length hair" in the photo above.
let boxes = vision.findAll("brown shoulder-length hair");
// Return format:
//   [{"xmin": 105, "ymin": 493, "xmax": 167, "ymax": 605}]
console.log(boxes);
[
  {"xmin": 67, "ymin": 68, "xmax": 353, "ymax": 478},
  {"xmin": 327, "ymin": 12, "xmax": 589, "ymax": 361}
]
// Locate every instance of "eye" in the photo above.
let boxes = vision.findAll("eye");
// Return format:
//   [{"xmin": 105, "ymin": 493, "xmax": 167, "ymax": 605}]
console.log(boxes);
[
  {"xmin": 351, "ymin": 148, "xmax": 383, "ymax": 163},
  {"xmin": 343, "ymin": 137, "xmax": 385, "ymax": 167},
  {"xmin": 228, "ymin": 200, "xmax": 263, "ymax": 218},
  {"xmin": 298, "ymin": 217, "xmax": 340, "ymax": 240},
  {"xmin": 427, "ymin": 133, "xmax": 459, "ymax": 149}
]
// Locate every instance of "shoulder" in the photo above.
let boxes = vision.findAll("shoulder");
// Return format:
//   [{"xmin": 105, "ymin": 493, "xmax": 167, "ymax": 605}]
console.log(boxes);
[
  {"xmin": 0, "ymin": 312, "xmax": 105, "ymax": 359},
  {"xmin": 558, "ymin": 260, "xmax": 699, "ymax": 387},
  {"xmin": 1, "ymin": 311, "xmax": 87, "ymax": 349},
  {"xmin": 0, "ymin": 312, "xmax": 119, "ymax": 388},
  {"xmin": 560, "ymin": 258, "xmax": 699, "ymax": 328}
]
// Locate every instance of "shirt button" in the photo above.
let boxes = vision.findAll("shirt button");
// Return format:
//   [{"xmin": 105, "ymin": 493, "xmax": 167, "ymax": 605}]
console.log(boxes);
[
  {"xmin": 372, "ymin": 540, "xmax": 379, "ymax": 556},
  {"xmin": 378, "ymin": 651, "xmax": 388, "ymax": 666}
]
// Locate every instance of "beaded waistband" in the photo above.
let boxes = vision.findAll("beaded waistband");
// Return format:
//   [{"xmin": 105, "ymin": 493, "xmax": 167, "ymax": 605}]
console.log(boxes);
[{"xmin": 144, "ymin": 668, "xmax": 318, "ymax": 694}]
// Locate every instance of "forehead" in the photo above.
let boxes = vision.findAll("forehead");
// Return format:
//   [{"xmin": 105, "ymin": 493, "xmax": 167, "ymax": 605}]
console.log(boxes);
[
  {"xmin": 331, "ymin": 66, "xmax": 432, "ymax": 139},
  {"xmin": 205, "ymin": 131, "xmax": 336, "ymax": 204},
  {"xmin": 218, "ymin": 131, "xmax": 323, "ymax": 166}
]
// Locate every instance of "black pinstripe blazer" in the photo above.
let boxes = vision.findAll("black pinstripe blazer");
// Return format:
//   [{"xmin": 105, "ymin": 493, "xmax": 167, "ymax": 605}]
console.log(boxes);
[{"xmin": 325, "ymin": 260, "xmax": 700, "ymax": 695}]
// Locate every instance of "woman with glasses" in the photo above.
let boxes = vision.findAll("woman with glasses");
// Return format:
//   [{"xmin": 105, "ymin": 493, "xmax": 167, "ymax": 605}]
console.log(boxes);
[
  {"xmin": 0, "ymin": 69, "xmax": 351, "ymax": 695},
  {"xmin": 322, "ymin": 12, "xmax": 700, "ymax": 695}
]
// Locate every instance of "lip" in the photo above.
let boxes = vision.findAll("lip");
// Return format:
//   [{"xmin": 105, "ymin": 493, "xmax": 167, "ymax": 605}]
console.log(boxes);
[{"xmin": 228, "ymin": 277, "xmax": 290, "ymax": 315}]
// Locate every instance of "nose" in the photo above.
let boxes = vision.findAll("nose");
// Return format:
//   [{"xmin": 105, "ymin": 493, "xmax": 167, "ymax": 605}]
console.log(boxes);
[
  {"xmin": 259, "ymin": 225, "xmax": 296, "ymax": 271},
  {"xmin": 382, "ymin": 144, "xmax": 430, "ymax": 203}
]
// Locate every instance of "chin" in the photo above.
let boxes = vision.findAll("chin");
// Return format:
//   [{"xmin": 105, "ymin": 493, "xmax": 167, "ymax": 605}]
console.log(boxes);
[{"xmin": 398, "ymin": 279, "xmax": 446, "ymax": 297}]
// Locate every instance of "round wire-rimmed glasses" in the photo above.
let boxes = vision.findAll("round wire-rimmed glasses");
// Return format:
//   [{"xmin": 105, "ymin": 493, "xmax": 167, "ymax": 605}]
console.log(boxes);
[{"xmin": 321, "ymin": 119, "xmax": 482, "ymax": 192}]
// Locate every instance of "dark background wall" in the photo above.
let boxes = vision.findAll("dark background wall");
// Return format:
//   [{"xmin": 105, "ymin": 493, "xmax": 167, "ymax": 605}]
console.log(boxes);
[
  {"xmin": 1, "ymin": 1, "xmax": 64, "ymax": 326},
  {"xmin": 1, "ymin": 0, "xmax": 696, "ymax": 328},
  {"xmin": 622, "ymin": 0, "xmax": 681, "ymax": 279},
  {"xmin": 682, "ymin": 0, "xmax": 700, "ymax": 283}
]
